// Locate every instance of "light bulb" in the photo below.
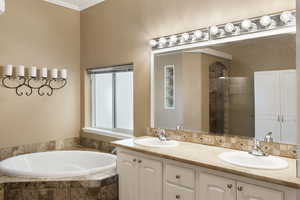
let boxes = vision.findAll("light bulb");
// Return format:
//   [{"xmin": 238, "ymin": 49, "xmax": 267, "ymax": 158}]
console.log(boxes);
[
  {"xmin": 169, "ymin": 35, "xmax": 178, "ymax": 43},
  {"xmin": 149, "ymin": 40, "xmax": 158, "ymax": 47},
  {"xmin": 241, "ymin": 19, "xmax": 252, "ymax": 30},
  {"xmin": 193, "ymin": 30, "xmax": 203, "ymax": 39},
  {"xmin": 280, "ymin": 11, "xmax": 294, "ymax": 24},
  {"xmin": 181, "ymin": 33, "xmax": 190, "ymax": 41},
  {"xmin": 224, "ymin": 23, "xmax": 235, "ymax": 33},
  {"xmin": 260, "ymin": 15, "xmax": 272, "ymax": 27},
  {"xmin": 158, "ymin": 37, "xmax": 167, "ymax": 47},
  {"xmin": 210, "ymin": 26, "xmax": 219, "ymax": 35}
]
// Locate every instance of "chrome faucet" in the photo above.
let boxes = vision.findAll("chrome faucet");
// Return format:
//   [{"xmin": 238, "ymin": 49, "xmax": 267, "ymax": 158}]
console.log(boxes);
[
  {"xmin": 249, "ymin": 139, "xmax": 266, "ymax": 156},
  {"xmin": 157, "ymin": 128, "xmax": 168, "ymax": 141},
  {"xmin": 249, "ymin": 132, "xmax": 273, "ymax": 156}
]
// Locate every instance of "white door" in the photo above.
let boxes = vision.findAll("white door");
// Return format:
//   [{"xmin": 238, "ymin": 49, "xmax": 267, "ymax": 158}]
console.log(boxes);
[
  {"xmin": 254, "ymin": 71, "xmax": 281, "ymax": 142},
  {"xmin": 138, "ymin": 157, "xmax": 163, "ymax": 200},
  {"xmin": 279, "ymin": 70, "xmax": 297, "ymax": 144},
  {"xmin": 117, "ymin": 152, "xmax": 138, "ymax": 200},
  {"xmin": 199, "ymin": 173, "xmax": 236, "ymax": 200},
  {"xmin": 237, "ymin": 182, "xmax": 284, "ymax": 200}
]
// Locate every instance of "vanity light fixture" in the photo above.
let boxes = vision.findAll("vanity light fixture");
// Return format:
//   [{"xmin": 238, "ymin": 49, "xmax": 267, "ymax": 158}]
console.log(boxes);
[
  {"xmin": 224, "ymin": 23, "xmax": 240, "ymax": 35},
  {"xmin": 192, "ymin": 30, "xmax": 203, "ymax": 40},
  {"xmin": 280, "ymin": 11, "xmax": 295, "ymax": 25},
  {"xmin": 149, "ymin": 39, "xmax": 158, "ymax": 48},
  {"xmin": 260, "ymin": 15, "xmax": 276, "ymax": 28},
  {"xmin": 180, "ymin": 33, "xmax": 190, "ymax": 43},
  {"xmin": 149, "ymin": 10, "xmax": 295, "ymax": 50},
  {"xmin": 158, "ymin": 37, "xmax": 167, "ymax": 48},
  {"xmin": 169, "ymin": 35, "xmax": 178, "ymax": 46},
  {"xmin": 241, "ymin": 19, "xmax": 257, "ymax": 31},
  {"xmin": 1, "ymin": 65, "xmax": 67, "ymax": 96},
  {"xmin": 210, "ymin": 26, "xmax": 225, "ymax": 38}
]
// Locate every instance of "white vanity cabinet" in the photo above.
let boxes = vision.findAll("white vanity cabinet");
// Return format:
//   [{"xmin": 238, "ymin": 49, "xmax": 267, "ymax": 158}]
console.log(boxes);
[
  {"xmin": 116, "ymin": 148, "xmax": 298, "ymax": 200},
  {"xmin": 117, "ymin": 151, "xmax": 163, "ymax": 200},
  {"xmin": 236, "ymin": 182, "xmax": 283, "ymax": 200},
  {"xmin": 199, "ymin": 173, "xmax": 236, "ymax": 200}
]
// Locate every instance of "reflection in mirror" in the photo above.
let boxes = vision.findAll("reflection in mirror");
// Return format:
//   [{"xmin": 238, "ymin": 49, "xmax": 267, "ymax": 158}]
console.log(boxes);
[{"xmin": 153, "ymin": 34, "xmax": 296, "ymax": 144}]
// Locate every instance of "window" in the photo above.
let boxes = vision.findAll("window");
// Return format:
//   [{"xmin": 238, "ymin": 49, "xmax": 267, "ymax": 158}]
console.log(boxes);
[{"xmin": 89, "ymin": 64, "xmax": 134, "ymax": 135}]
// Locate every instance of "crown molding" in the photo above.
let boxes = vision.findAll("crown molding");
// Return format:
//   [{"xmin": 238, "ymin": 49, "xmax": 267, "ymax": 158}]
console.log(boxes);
[{"xmin": 43, "ymin": 0, "xmax": 105, "ymax": 11}]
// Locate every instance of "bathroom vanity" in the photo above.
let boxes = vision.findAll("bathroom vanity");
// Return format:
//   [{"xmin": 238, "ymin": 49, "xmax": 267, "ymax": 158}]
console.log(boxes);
[{"xmin": 113, "ymin": 138, "xmax": 299, "ymax": 200}]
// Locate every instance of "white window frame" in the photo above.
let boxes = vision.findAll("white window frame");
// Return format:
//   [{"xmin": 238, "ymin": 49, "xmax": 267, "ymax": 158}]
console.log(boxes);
[{"xmin": 84, "ymin": 64, "xmax": 134, "ymax": 138}]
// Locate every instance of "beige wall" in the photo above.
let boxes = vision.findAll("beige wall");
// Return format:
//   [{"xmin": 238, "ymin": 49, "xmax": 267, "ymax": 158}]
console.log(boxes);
[
  {"xmin": 0, "ymin": 0, "xmax": 80, "ymax": 147},
  {"xmin": 81, "ymin": 0, "xmax": 295, "ymax": 137}
]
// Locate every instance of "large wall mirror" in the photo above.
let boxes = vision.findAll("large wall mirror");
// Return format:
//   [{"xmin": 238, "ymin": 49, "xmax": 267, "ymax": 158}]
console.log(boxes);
[{"xmin": 151, "ymin": 32, "xmax": 296, "ymax": 145}]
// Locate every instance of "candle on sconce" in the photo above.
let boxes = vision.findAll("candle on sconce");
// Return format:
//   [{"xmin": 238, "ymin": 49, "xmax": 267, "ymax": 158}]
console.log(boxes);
[
  {"xmin": 18, "ymin": 65, "xmax": 25, "ymax": 77},
  {"xmin": 4, "ymin": 64, "xmax": 13, "ymax": 76},
  {"xmin": 51, "ymin": 68, "xmax": 58, "ymax": 79},
  {"xmin": 41, "ymin": 67, "xmax": 48, "ymax": 78},
  {"xmin": 30, "ymin": 66, "xmax": 37, "ymax": 77},
  {"xmin": 60, "ymin": 69, "xmax": 67, "ymax": 79}
]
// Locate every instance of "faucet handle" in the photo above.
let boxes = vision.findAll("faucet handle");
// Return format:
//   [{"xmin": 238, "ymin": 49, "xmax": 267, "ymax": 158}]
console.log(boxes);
[{"xmin": 264, "ymin": 132, "xmax": 274, "ymax": 143}]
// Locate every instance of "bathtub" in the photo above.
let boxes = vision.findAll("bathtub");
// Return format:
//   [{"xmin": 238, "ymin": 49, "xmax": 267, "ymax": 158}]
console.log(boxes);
[{"xmin": 0, "ymin": 151, "xmax": 116, "ymax": 178}]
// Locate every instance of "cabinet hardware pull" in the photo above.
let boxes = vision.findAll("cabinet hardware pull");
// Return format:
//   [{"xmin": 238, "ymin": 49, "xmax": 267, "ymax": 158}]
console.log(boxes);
[
  {"xmin": 138, "ymin": 160, "xmax": 142, "ymax": 163},
  {"xmin": 175, "ymin": 195, "xmax": 180, "ymax": 199},
  {"xmin": 237, "ymin": 186, "xmax": 243, "ymax": 191},
  {"xmin": 227, "ymin": 184, "xmax": 232, "ymax": 189},
  {"xmin": 133, "ymin": 159, "xmax": 137, "ymax": 162},
  {"xmin": 175, "ymin": 175, "xmax": 181, "ymax": 179}
]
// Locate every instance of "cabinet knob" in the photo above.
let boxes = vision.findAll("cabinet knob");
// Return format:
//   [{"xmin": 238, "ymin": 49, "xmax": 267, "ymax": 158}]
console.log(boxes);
[
  {"xmin": 175, "ymin": 175, "xmax": 181, "ymax": 179},
  {"xmin": 132, "ymin": 158, "xmax": 137, "ymax": 162},
  {"xmin": 175, "ymin": 195, "xmax": 180, "ymax": 199},
  {"xmin": 237, "ymin": 186, "xmax": 243, "ymax": 191},
  {"xmin": 138, "ymin": 160, "xmax": 142, "ymax": 163},
  {"xmin": 227, "ymin": 184, "xmax": 233, "ymax": 189}
]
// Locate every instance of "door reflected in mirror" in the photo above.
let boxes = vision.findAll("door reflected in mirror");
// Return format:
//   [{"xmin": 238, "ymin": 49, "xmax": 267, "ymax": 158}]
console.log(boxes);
[{"xmin": 153, "ymin": 34, "xmax": 296, "ymax": 144}]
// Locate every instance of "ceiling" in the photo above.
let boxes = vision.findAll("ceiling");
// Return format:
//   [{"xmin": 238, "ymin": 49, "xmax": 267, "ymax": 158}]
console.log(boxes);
[{"xmin": 44, "ymin": 0, "xmax": 105, "ymax": 11}]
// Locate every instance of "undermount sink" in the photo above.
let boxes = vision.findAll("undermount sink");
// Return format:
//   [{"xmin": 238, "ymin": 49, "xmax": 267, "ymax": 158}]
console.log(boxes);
[
  {"xmin": 134, "ymin": 137, "xmax": 179, "ymax": 148},
  {"xmin": 219, "ymin": 151, "xmax": 288, "ymax": 170}
]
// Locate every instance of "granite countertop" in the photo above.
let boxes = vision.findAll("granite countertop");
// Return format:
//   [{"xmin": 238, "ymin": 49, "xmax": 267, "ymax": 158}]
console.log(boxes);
[
  {"xmin": 0, "ymin": 146, "xmax": 117, "ymax": 184},
  {"xmin": 112, "ymin": 137, "xmax": 300, "ymax": 189}
]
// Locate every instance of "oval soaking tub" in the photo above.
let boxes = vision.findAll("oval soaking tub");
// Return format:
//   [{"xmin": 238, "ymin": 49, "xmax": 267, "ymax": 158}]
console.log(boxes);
[{"xmin": 0, "ymin": 151, "xmax": 116, "ymax": 178}]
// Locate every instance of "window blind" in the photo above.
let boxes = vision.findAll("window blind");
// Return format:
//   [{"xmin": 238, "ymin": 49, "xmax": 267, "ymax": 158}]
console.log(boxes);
[{"xmin": 87, "ymin": 63, "xmax": 133, "ymax": 74}]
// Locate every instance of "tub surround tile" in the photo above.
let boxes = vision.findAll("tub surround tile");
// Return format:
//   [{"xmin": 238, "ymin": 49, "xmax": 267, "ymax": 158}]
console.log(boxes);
[
  {"xmin": 0, "ymin": 137, "xmax": 80, "ymax": 161},
  {"xmin": 80, "ymin": 137, "xmax": 115, "ymax": 153},
  {"xmin": 112, "ymin": 137, "xmax": 300, "ymax": 189},
  {"xmin": 4, "ymin": 176, "xmax": 118, "ymax": 200},
  {"xmin": 147, "ymin": 128, "xmax": 297, "ymax": 159}
]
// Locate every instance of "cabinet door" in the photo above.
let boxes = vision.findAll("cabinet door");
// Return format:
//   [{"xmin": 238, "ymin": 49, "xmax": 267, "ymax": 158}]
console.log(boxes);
[
  {"xmin": 279, "ymin": 70, "xmax": 297, "ymax": 144},
  {"xmin": 117, "ymin": 152, "xmax": 138, "ymax": 200},
  {"xmin": 138, "ymin": 157, "xmax": 163, "ymax": 200},
  {"xmin": 199, "ymin": 173, "xmax": 236, "ymax": 200},
  {"xmin": 237, "ymin": 182, "xmax": 284, "ymax": 200},
  {"xmin": 254, "ymin": 71, "xmax": 281, "ymax": 142}
]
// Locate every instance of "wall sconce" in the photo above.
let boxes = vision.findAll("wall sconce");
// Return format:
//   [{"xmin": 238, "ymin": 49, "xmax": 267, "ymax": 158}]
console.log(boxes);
[{"xmin": 2, "ymin": 65, "xmax": 67, "ymax": 96}]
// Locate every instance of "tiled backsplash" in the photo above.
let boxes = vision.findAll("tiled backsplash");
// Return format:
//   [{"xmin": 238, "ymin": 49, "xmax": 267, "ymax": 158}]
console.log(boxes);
[{"xmin": 148, "ymin": 128, "xmax": 298, "ymax": 159}]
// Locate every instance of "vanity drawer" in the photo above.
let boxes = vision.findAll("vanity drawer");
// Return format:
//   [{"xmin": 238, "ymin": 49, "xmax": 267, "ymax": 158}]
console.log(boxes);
[
  {"xmin": 166, "ymin": 164, "xmax": 195, "ymax": 188},
  {"xmin": 166, "ymin": 183, "xmax": 195, "ymax": 200}
]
